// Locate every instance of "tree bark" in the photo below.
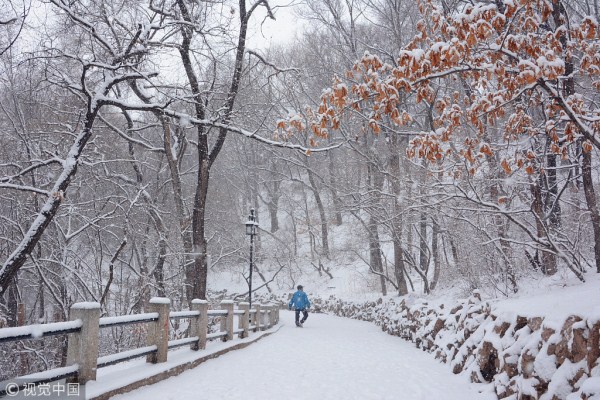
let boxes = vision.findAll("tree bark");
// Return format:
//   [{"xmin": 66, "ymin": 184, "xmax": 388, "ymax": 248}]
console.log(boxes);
[
  {"xmin": 267, "ymin": 161, "xmax": 281, "ymax": 233},
  {"xmin": 388, "ymin": 133, "xmax": 408, "ymax": 295},
  {"xmin": 160, "ymin": 117, "xmax": 194, "ymax": 299},
  {"xmin": 430, "ymin": 219, "xmax": 441, "ymax": 292},
  {"xmin": 582, "ymin": 146, "xmax": 600, "ymax": 273},
  {"xmin": 552, "ymin": 0, "xmax": 599, "ymax": 274},
  {"xmin": 367, "ymin": 162, "xmax": 386, "ymax": 296},
  {"xmin": 545, "ymin": 152, "xmax": 562, "ymax": 228},
  {"xmin": 190, "ymin": 160, "xmax": 210, "ymax": 300},
  {"xmin": 531, "ymin": 179, "xmax": 557, "ymax": 275},
  {"xmin": 418, "ymin": 213, "xmax": 430, "ymax": 294},
  {"xmin": 368, "ymin": 215, "xmax": 386, "ymax": 296},
  {"xmin": 307, "ymin": 168, "xmax": 330, "ymax": 258},
  {"xmin": 328, "ymin": 149, "xmax": 343, "ymax": 226},
  {"xmin": 7, "ymin": 277, "xmax": 18, "ymax": 327}
]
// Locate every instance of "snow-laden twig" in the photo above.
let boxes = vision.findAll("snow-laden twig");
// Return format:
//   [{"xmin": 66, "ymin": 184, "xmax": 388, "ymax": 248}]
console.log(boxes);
[{"xmin": 0, "ymin": 183, "xmax": 50, "ymax": 196}]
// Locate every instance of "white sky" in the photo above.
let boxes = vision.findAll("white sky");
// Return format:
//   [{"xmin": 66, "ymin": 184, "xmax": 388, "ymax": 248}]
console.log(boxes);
[
  {"xmin": 247, "ymin": 0, "xmax": 305, "ymax": 48},
  {"xmin": 21, "ymin": 0, "xmax": 303, "ymax": 51}
]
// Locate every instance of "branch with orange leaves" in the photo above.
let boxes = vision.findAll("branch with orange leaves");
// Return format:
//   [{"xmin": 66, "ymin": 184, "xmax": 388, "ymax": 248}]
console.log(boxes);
[
  {"xmin": 201, "ymin": 118, "xmax": 345, "ymax": 155},
  {"xmin": 100, "ymin": 96, "xmax": 346, "ymax": 155}
]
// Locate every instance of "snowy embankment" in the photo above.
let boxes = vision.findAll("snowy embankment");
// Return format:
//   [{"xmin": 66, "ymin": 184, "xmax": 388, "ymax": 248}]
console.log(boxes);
[{"xmin": 309, "ymin": 277, "xmax": 600, "ymax": 400}]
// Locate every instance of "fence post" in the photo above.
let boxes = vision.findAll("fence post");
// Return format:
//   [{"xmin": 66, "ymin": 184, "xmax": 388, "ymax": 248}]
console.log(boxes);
[
  {"xmin": 262, "ymin": 304, "xmax": 271, "ymax": 330},
  {"xmin": 146, "ymin": 297, "xmax": 170, "ymax": 363},
  {"xmin": 190, "ymin": 299, "xmax": 208, "ymax": 350},
  {"xmin": 269, "ymin": 304, "xmax": 276, "ymax": 328},
  {"xmin": 253, "ymin": 304, "xmax": 261, "ymax": 332},
  {"xmin": 238, "ymin": 302, "xmax": 250, "ymax": 338},
  {"xmin": 220, "ymin": 300, "xmax": 234, "ymax": 341},
  {"xmin": 66, "ymin": 302, "xmax": 101, "ymax": 384},
  {"xmin": 262, "ymin": 305, "xmax": 270, "ymax": 329}
]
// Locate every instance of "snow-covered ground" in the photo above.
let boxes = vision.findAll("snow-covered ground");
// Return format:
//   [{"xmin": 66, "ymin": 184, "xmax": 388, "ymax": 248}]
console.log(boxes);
[
  {"xmin": 490, "ymin": 272, "xmax": 600, "ymax": 323},
  {"xmin": 114, "ymin": 312, "xmax": 496, "ymax": 400}
]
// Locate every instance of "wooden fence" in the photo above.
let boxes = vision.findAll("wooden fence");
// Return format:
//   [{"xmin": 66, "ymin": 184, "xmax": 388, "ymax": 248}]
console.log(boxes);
[{"xmin": 0, "ymin": 297, "xmax": 280, "ymax": 393}]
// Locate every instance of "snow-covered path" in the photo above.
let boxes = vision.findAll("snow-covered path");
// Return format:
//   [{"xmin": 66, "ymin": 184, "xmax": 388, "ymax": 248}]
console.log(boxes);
[{"xmin": 115, "ymin": 312, "xmax": 493, "ymax": 400}]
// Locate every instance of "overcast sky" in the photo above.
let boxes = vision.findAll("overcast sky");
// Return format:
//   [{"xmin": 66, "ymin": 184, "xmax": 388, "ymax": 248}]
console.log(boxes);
[{"xmin": 247, "ymin": 0, "xmax": 305, "ymax": 48}]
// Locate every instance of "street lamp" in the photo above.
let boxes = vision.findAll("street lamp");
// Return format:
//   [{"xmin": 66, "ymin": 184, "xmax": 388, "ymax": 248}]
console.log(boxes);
[{"xmin": 245, "ymin": 208, "xmax": 258, "ymax": 308}]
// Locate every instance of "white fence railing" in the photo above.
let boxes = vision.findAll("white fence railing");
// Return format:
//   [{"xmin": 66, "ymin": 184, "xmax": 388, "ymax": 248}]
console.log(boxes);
[{"xmin": 0, "ymin": 297, "xmax": 280, "ymax": 394}]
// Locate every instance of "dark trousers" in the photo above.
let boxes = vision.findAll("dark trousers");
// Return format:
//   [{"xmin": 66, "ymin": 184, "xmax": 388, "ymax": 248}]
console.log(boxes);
[{"xmin": 295, "ymin": 309, "xmax": 308, "ymax": 324}]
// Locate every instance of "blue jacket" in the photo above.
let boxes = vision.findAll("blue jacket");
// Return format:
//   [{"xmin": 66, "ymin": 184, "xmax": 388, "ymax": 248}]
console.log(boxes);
[{"xmin": 288, "ymin": 290, "xmax": 310, "ymax": 310}]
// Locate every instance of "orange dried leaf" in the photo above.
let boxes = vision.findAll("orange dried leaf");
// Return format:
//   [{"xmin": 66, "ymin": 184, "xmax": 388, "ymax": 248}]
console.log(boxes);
[
  {"xmin": 369, "ymin": 120, "xmax": 381, "ymax": 134},
  {"xmin": 479, "ymin": 143, "xmax": 494, "ymax": 157},
  {"xmin": 501, "ymin": 159, "xmax": 512, "ymax": 174}
]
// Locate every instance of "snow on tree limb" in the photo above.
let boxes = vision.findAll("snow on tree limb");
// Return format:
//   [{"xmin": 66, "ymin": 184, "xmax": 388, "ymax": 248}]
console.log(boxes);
[
  {"xmin": 0, "ymin": 183, "xmax": 50, "ymax": 196},
  {"xmin": 0, "ymin": 110, "xmax": 97, "ymax": 295}
]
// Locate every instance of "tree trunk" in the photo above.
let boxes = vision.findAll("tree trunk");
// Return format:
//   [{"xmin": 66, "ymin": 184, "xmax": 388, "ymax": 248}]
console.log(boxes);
[
  {"xmin": 388, "ymin": 133, "xmax": 408, "ymax": 295},
  {"xmin": 488, "ymin": 168, "xmax": 517, "ymax": 292},
  {"xmin": 545, "ymin": 152, "xmax": 562, "ymax": 228},
  {"xmin": 418, "ymin": 213, "xmax": 430, "ymax": 294},
  {"xmin": 176, "ymin": 3, "xmax": 210, "ymax": 301},
  {"xmin": 7, "ymin": 277, "xmax": 19, "ymax": 327},
  {"xmin": 328, "ymin": 149, "xmax": 343, "ymax": 226},
  {"xmin": 159, "ymin": 117, "xmax": 194, "ymax": 301},
  {"xmin": 38, "ymin": 273, "xmax": 45, "ymax": 321},
  {"xmin": 367, "ymin": 162, "xmax": 386, "ymax": 295},
  {"xmin": 394, "ymin": 239, "xmax": 408, "ymax": 295},
  {"xmin": 132, "ymin": 235, "xmax": 151, "ymax": 313},
  {"xmin": 307, "ymin": 168, "xmax": 330, "ymax": 258},
  {"xmin": 176, "ymin": 0, "xmax": 250, "ymax": 300},
  {"xmin": 430, "ymin": 219, "xmax": 441, "ymax": 292},
  {"xmin": 267, "ymin": 164, "xmax": 281, "ymax": 233},
  {"xmin": 153, "ymin": 237, "xmax": 167, "ymax": 297},
  {"xmin": 290, "ymin": 211, "xmax": 298, "ymax": 256},
  {"xmin": 368, "ymin": 215, "xmax": 387, "ymax": 296},
  {"xmin": 301, "ymin": 186, "xmax": 316, "ymax": 260},
  {"xmin": 190, "ymin": 159, "xmax": 210, "ymax": 300},
  {"xmin": 250, "ymin": 151, "xmax": 261, "ymax": 255},
  {"xmin": 268, "ymin": 199, "xmax": 279, "ymax": 233},
  {"xmin": 531, "ymin": 179, "xmax": 557, "ymax": 275},
  {"xmin": 553, "ymin": 0, "xmax": 598, "ymax": 275},
  {"xmin": 582, "ymin": 146, "xmax": 600, "ymax": 273}
]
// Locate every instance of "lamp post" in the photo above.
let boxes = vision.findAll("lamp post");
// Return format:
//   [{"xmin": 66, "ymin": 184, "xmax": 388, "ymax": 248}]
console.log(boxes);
[{"xmin": 245, "ymin": 208, "xmax": 258, "ymax": 308}]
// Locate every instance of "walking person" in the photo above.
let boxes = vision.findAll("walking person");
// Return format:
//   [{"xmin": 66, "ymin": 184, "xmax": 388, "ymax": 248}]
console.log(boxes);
[{"xmin": 288, "ymin": 285, "xmax": 310, "ymax": 327}]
